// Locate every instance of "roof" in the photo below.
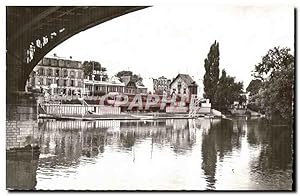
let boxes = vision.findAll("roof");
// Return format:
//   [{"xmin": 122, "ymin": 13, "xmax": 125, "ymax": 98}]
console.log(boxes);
[
  {"xmin": 120, "ymin": 76, "xmax": 131, "ymax": 86},
  {"xmin": 170, "ymin": 74, "xmax": 198, "ymax": 87},
  {"xmin": 44, "ymin": 55, "xmax": 81, "ymax": 62},
  {"xmin": 84, "ymin": 79, "xmax": 125, "ymax": 86},
  {"xmin": 126, "ymin": 81, "xmax": 137, "ymax": 88}
]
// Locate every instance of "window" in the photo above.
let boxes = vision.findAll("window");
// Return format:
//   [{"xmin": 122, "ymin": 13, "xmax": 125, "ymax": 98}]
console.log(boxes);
[
  {"xmin": 63, "ymin": 80, "xmax": 67, "ymax": 86},
  {"xmin": 58, "ymin": 60, "xmax": 64, "ymax": 67},
  {"xmin": 47, "ymin": 68, "xmax": 52, "ymax": 76},
  {"xmin": 77, "ymin": 72, "xmax": 80, "ymax": 79},
  {"xmin": 177, "ymin": 82, "xmax": 182, "ymax": 92},
  {"xmin": 63, "ymin": 69, "xmax": 68, "ymax": 77},
  {"xmin": 39, "ymin": 68, "xmax": 44, "ymax": 76},
  {"xmin": 65, "ymin": 61, "xmax": 70, "ymax": 67},
  {"xmin": 77, "ymin": 81, "xmax": 81, "ymax": 87},
  {"xmin": 70, "ymin": 80, "xmax": 74, "ymax": 87},
  {"xmin": 50, "ymin": 59, "xmax": 57, "ymax": 66},
  {"xmin": 39, "ymin": 78, "xmax": 44, "ymax": 85},
  {"xmin": 43, "ymin": 58, "xmax": 50, "ymax": 65},
  {"xmin": 47, "ymin": 78, "xmax": 52, "ymax": 85},
  {"xmin": 70, "ymin": 61, "xmax": 77, "ymax": 68},
  {"xmin": 55, "ymin": 69, "xmax": 60, "ymax": 77},
  {"xmin": 183, "ymin": 88, "xmax": 186, "ymax": 94},
  {"xmin": 70, "ymin": 70, "xmax": 75, "ymax": 78}
]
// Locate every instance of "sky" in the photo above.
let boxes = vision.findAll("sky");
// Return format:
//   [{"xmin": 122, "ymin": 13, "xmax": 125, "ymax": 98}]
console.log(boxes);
[{"xmin": 46, "ymin": 5, "xmax": 294, "ymax": 93}]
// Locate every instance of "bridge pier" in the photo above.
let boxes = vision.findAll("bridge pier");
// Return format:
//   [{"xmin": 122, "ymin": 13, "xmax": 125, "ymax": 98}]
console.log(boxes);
[
  {"xmin": 6, "ymin": 92, "xmax": 40, "ymax": 190},
  {"xmin": 6, "ymin": 91, "xmax": 40, "ymax": 150}
]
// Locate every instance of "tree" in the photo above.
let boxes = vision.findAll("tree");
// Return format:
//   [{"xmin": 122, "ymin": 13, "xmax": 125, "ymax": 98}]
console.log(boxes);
[
  {"xmin": 116, "ymin": 70, "xmax": 143, "ymax": 85},
  {"xmin": 246, "ymin": 79, "xmax": 262, "ymax": 96},
  {"xmin": 252, "ymin": 47, "xmax": 294, "ymax": 121},
  {"xmin": 214, "ymin": 69, "xmax": 244, "ymax": 112},
  {"xmin": 253, "ymin": 47, "xmax": 294, "ymax": 80},
  {"xmin": 203, "ymin": 40, "xmax": 220, "ymax": 107},
  {"xmin": 83, "ymin": 61, "xmax": 108, "ymax": 81},
  {"xmin": 116, "ymin": 71, "xmax": 133, "ymax": 78},
  {"xmin": 246, "ymin": 79, "xmax": 263, "ymax": 112},
  {"xmin": 238, "ymin": 95, "xmax": 247, "ymax": 106}
]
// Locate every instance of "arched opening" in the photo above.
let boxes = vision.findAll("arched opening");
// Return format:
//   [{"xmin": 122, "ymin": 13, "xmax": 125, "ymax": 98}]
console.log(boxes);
[{"xmin": 6, "ymin": 6, "xmax": 149, "ymax": 103}]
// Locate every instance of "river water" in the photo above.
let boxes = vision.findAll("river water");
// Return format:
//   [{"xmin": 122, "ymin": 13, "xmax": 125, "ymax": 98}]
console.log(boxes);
[{"xmin": 8, "ymin": 117, "xmax": 293, "ymax": 190}]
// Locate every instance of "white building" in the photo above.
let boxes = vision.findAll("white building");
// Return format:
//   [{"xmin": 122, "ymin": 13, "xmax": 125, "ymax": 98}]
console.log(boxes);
[
  {"xmin": 26, "ymin": 54, "xmax": 84, "ymax": 96},
  {"xmin": 169, "ymin": 74, "xmax": 198, "ymax": 97}
]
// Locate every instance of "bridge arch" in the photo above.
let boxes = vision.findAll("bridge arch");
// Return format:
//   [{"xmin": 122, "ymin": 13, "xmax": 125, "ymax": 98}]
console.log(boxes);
[{"xmin": 6, "ymin": 6, "xmax": 148, "ymax": 99}]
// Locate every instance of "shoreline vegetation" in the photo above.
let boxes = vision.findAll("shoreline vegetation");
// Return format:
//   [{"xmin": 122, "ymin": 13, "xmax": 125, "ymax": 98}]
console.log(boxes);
[
  {"xmin": 246, "ymin": 47, "xmax": 294, "ymax": 124},
  {"xmin": 202, "ymin": 41, "xmax": 294, "ymax": 124}
]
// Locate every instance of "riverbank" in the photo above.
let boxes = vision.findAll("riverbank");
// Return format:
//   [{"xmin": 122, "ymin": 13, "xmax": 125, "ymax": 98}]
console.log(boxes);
[{"xmin": 39, "ymin": 112, "xmax": 216, "ymax": 121}]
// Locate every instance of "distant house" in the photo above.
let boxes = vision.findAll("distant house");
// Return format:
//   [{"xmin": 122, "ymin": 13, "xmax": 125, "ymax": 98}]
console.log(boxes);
[
  {"xmin": 84, "ymin": 76, "xmax": 125, "ymax": 96},
  {"xmin": 120, "ymin": 75, "xmax": 148, "ymax": 95},
  {"xmin": 153, "ymin": 76, "xmax": 171, "ymax": 95},
  {"xmin": 231, "ymin": 92, "xmax": 249, "ymax": 110},
  {"xmin": 170, "ymin": 74, "xmax": 198, "ymax": 97},
  {"xmin": 120, "ymin": 76, "xmax": 131, "ymax": 86},
  {"xmin": 124, "ymin": 81, "xmax": 137, "ymax": 94}
]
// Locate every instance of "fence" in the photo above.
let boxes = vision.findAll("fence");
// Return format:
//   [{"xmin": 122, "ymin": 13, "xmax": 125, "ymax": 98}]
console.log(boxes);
[{"xmin": 41, "ymin": 104, "xmax": 120, "ymax": 115}]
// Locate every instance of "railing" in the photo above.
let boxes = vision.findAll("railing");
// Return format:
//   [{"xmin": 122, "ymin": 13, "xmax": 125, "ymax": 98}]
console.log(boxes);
[
  {"xmin": 189, "ymin": 95, "xmax": 201, "ymax": 117},
  {"xmin": 41, "ymin": 104, "xmax": 120, "ymax": 116},
  {"xmin": 188, "ymin": 95, "xmax": 212, "ymax": 117}
]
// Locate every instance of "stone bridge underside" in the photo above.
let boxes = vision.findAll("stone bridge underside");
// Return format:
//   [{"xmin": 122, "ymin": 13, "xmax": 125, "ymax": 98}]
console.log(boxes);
[{"xmin": 6, "ymin": 6, "xmax": 148, "ymax": 102}]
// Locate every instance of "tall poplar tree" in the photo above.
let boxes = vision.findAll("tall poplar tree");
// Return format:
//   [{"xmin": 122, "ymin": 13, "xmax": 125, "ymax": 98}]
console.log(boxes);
[{"xmin": 203, "ymin": 41, "xmax": 220, "ymax": 106}]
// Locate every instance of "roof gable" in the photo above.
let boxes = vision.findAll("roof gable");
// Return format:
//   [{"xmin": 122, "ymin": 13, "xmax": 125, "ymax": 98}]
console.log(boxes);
[
  {"xmin": 170, "ymin": 74, "xmax": 198, "ymax": 87},
  {"xmin": 126, "ymin": 81, "xmax": 137, "ymax": 88}
]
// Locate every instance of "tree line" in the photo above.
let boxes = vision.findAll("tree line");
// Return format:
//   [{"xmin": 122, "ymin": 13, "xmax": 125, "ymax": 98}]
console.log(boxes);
[
  {"xmin": 203, "ymin": 41, "xmax": 294, "ymax": 122},
  {"xmin": 83, "ymin": 61, "xmax": 143, "ymax": 85},
  {"xmin": 246, "ymin": 47, "xmax": 294, "ymax": 122},
  {"xmin": 203, "ymin": 41, "xmax": 244, "ymax": 113}
]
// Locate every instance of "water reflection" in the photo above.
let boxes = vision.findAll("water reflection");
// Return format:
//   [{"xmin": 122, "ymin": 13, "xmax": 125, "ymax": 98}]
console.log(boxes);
[
  {"xmin": 37, "ymin": 120, "xmax": 197, "ymax": 163},
  {"xmin": 247, "ymin": 119, "xmax": 293, "ymax": 189},
  {"xmin": 6, "ymin": 117, "xmax": 293, "ymax": 190}
]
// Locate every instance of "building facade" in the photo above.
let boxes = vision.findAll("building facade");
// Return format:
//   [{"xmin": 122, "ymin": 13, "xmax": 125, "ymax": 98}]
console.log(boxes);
[
  {"xmin": 136, "ymin": 85, "xmax": 148, "ymax": 94},
  {"xmin": 120, "ymin": 75, "xmax": 148, "ymax": 95},
  {"xmin": 84, "ymin": 76, "xmax": 125, "ymax": 96},
  {"xmin": 26, "ymin": 55, "xmax": 84, "ymax": 95},
  {"xmin": 153, "ymin": 76, "xmax": 171, "ymax": 95},
  {"xmin": 169, "ymin": 74, "xmax": 198, "ymax": 97},
  {"xmin": 84, "ymin": 77, "xmax": 147, "ymax": 96}
]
